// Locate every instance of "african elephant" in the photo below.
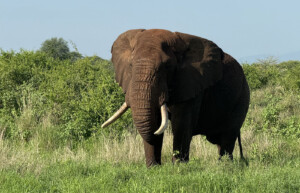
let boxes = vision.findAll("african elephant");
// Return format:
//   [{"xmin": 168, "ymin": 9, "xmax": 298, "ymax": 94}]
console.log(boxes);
[{"xmin": 102, "ymin": 29, "xmax": 250, "ymax": 167}]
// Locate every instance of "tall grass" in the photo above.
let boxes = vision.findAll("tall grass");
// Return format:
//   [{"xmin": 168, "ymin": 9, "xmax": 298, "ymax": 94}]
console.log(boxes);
[
  {"xmin": 0, "ymin": 126, "xmax": 299, "ymax": 192},
  {"xmin": 1, "ymin": 126, "xmax": 298, "ymax": 171}
]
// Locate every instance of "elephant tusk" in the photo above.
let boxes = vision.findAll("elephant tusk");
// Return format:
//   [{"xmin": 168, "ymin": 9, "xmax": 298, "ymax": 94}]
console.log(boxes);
[
  {"xmin": 101, "ymin": 102, "xmax": 129, "ymax": 128},
  {"xmin": 154, "ymin": 104, "xmax": 168, "ymax": 135}
]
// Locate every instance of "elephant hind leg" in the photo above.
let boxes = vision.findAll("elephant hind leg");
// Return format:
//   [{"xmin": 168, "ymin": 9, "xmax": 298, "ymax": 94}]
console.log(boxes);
[
  {"xmin": 217, "ymin": 135, "xmax": 237, "ymax": 160},
  {"xmin": 170, "ymin": 96, "xmax": 202, "ymax": 163}
]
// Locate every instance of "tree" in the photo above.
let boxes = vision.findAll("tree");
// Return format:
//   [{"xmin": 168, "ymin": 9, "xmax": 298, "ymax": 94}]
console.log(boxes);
[
  {"xmin": 40, "ymin": 38, "xmax": 70, "ymax": 60},
  {"xmin": 40, "ymin": 38, "xmax": 82, "ymax": 61}
]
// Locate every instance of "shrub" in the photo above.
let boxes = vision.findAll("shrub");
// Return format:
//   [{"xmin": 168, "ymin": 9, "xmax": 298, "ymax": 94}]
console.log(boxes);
[
  {"xmin": 276, "ymin": 61, "xmax": 300, "ymax": 91},
  {"xmin": 242, "ymin": 63, "xmax": 279, "ymax": 90},
  {"xmin": 0, "ymin": 50, "xmax": 132, "ymax": 144},
  {"xmin": 242, "ymin": 60, "xmax": 300, "ymax": 91}
]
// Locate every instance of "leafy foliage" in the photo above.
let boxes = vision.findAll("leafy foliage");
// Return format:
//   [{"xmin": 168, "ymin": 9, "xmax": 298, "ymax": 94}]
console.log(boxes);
[
  {"xmin": 0, "ymin": 50, "xmax": 132, "ymax": 144},
  {"xmin": 242, "ymin": 59, "xmax": 300, "ymax": 91}
]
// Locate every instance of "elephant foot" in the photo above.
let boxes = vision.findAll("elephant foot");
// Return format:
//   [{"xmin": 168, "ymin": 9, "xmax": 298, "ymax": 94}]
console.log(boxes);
[
  {"xmin": 146, "ymin": 162, "xmax": 161, "ymax": 168},
  {"xmin": 172, "ymin": 151, "xmax": 189, "ymax": 164},
  {"xmin": 218, "ymin": 154, "xmax": 233, "ymax": 161},
  {"xmin": 146, "ymin": 160, "xmax": 161, "ymax": 168},
  {"xmin": 143, "ymin": 137, "xmax": 163, "ymax": 168},
  {"xmin": 172, "ymin": 156, "xmax": 189, "ymax": 164},
  {"xmin": 217, "ymin": 140, "xmax": 235, "ymax": 161}
]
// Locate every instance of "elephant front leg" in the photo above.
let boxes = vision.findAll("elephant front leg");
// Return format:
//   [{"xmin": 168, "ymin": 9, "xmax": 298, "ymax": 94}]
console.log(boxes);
[
  {"xmin": 143, "ymin": 134, "xmax": 164, "ymax": 167},
  {"xmin": 170, "ymin": 102, "xmax": 197, "ymax": 163},
  {"xmin": 170, "ymin": 96, "xmax": 202, "ymax": 163},
  {"xmin": 172, "ymin": 130, "xmax": 192, "ymax": 163}
]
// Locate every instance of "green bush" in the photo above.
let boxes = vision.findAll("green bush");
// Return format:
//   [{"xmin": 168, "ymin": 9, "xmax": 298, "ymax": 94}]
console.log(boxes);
[
  {"xmin": 0, "ymin": 50, "xmax": 132, "ymax": 144},
  {"xmin": 276, "ymin": 61, "xmax": 300, "ymax": 91},
  {"xmin": 243, "ymin": 60, "xmax": 300, "ymax": 91},
  {"xmin": 242, "ymin": 63, "xmax": 279, "ymax": 90}
]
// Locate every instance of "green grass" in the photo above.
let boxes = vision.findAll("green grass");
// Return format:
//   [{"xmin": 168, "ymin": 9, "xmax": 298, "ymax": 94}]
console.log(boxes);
[
  {"xmin": 1, "ymin": 160, "xmax": 299, "ymax": 193},
  {"xmin": 0, "ymin": 130, "xmax": 299, "ymax": 193}
]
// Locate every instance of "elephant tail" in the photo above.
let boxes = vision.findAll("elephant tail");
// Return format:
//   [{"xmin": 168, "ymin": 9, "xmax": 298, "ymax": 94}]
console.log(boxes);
[{"xmin": 238, "ymin": 133, "xmax": 244, "ymax": 159}]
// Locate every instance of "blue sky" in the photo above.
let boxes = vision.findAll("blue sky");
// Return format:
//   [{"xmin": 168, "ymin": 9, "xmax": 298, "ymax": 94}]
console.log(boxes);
[{"xmin": 1, "ymin": 0, "xmax": 300, "ymax": 62}]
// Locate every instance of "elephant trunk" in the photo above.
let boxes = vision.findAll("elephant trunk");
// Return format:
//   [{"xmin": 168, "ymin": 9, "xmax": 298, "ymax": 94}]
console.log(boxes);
[{"xmin": 130, "ymin": 62, "xmax": 167, "ymax": 142}]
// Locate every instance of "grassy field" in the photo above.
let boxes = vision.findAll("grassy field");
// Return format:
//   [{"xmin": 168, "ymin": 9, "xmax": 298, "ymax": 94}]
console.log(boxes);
[
  {"xmin": 0, "ymin": 51, "xmax": 299, "ymax": 192},
  {"xmin": 1, "ymin": 127, "xmax": 299, "ymax": 193}
]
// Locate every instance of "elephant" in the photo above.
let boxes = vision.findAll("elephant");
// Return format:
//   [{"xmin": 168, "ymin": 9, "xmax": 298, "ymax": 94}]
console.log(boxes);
[{"xmin": 102, "ymin": 29, "xmax": 250, "ymax": 167}]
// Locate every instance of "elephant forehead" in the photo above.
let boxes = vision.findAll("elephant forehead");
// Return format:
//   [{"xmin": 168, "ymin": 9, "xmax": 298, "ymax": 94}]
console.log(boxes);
[
  {"xmin": 132, "ymin": 30, "xmax": 178, "ymax": 65},
  {"xmin": 135, "ymin": 29, "xmax": 178, "ymax": 48}
]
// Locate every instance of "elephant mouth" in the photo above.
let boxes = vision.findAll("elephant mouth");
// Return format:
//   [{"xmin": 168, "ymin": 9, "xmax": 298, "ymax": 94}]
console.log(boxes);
[{"xmin": 101, "ymin": 102, "xmax": 168, "ymax": 135}]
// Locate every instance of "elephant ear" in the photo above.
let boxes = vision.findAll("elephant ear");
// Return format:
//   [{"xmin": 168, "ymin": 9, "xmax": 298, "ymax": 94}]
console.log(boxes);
[
  {"xmin": 111, "ymin": 29, "xmax": 145, "ymax": 93},
  {"xmin": 170, "ymin": 32, "xmax": 224, "ymax": 103}
]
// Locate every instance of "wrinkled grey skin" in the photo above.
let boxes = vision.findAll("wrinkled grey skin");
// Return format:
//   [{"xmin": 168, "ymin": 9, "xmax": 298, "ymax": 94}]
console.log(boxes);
[{"xmin": 109, "ymin": 29, "xmax": 250, "ymax": 167}]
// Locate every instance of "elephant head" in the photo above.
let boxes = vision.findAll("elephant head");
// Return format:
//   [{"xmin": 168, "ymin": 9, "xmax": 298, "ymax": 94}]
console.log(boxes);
[{"xmin": 102, "ymin": 29, "xmax": 225, "ymax": 166}]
